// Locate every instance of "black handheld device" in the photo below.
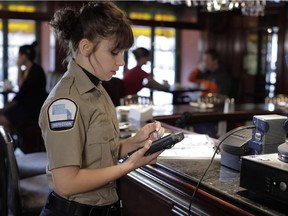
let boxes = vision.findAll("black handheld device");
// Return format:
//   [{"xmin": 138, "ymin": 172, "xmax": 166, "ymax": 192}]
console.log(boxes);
[{"xmin": 128, "ymin": 132, "xmax": 184, "ymax": 156}]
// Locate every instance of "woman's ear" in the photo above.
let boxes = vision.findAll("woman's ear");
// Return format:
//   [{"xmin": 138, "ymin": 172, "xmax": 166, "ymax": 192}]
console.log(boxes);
[{"xmin": 79, "ymin": 39, "xmax": 93, "ymax": 57}]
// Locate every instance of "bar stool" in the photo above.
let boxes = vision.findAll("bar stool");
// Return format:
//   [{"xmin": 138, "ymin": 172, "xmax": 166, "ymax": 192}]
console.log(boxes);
[
  {"xmin": 0, "ymin": 132, "xmax": 8, "ymax": 216},
  {"xmin": 0, "ymin": 126, "xmax": 49, "ymax": 216},
  {"xmin": 16, "ymin": 152, "xmax": 47, "ymax": 179},
  {"xmin": 13, "ymin": 120, "xmax": 45, "ymax": 154}
]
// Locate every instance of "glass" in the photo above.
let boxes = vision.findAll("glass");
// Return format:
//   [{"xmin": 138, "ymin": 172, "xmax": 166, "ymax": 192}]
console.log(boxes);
[
  {"xmin": 244, "ymin": 33, "xmax": 258, "ymax": 75},
  {"xmin": 0, "ymin": 1, "xmax": 47, "ymax": 13},
  {"xmin": 118, "ymin": 2, "xmax": 197, "ymax": 23},
  {"xmin": 0, "ymin": 19, "xmax": 3, "ymax": 108},
  {"xmin": 265, "ymin": 27, "xmax": 278, "ymax": 98},
  {"xmin": 153, "ymin": 27, "xmax": 176, "ymax": 105},
  {"xmin": 153, "ymin": 27, "xmax": 175, "ymax": 84},
  {"xmin": 129, "ymin": 25, "xmax": 152, "ymax": 72},
  {"xmin": 114, "ymin": 26, "xmax": 152, "ymax": 80},
  {"xmin": 49, "ymin": 30, "xmax": 56, "ymax": 72},
  {"xmin": 129, "ymin": 26, "xmax": 152, "ymax": 99},
  {"xmin": 116, "ymin": 25, "xmax": 176, "ymax": 105},
  {"xmin": 8, "ymin": 19, "xmax": 35, "ymax": 89},
  {"xmin": 0, "ymin": 19, "xmax": 3, "ymax": 80}
]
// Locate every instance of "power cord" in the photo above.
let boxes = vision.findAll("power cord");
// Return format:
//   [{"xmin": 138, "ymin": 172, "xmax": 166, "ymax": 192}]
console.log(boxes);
[{"xmin": 188, "ymin": 125, "xmax": 256, "ymax": 216}]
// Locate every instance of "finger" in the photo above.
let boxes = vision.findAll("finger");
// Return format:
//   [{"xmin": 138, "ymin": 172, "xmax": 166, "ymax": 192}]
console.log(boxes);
[
  {"xmin": 138, "ymin": 140, "xmax": 152, "ymax": 155},
  {"xmin": 146, "ymin": 150, "xmax": 163, "ymax": 164},
  {"xmin": 148, "ymin": 158, "xmax": 158, "ymax": 164},
  {"xmin": 154, "ymin": 120, "xmax": 161, "ymax": 131},
  {"xmin": 157, "ymin": 127, "xmax": 165, "ymax": 138}
]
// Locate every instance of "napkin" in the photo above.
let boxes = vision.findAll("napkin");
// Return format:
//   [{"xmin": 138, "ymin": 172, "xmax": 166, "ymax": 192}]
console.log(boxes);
[{"xmin": 128, "ymin": 105, "xmax": 153, "ymax": 122}]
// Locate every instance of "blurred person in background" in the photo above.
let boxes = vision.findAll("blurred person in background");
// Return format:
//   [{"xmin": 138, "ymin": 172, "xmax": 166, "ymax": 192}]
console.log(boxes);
[
  {"xmin": 123, "ymin": 47, "xmax": 169, "ymax": 95},
  {"xmin": 188, "ymin": 48, "xmax": 232, "ymax": 96},
  {"xmin": 0, "ymin": 41, "xmax": 47, "ymax": 132}
]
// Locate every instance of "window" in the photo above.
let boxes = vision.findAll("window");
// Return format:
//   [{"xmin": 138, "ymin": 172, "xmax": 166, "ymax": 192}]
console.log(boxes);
[
  {"xmin": 0, "ymin": 3, "xmax": 48, "ymax": 107},
  {"xmin": 8, "ymin": 19, "xmax": 36, "ymax": 87},
  {"xmin": 265, "ymin": 27, "xmax": 278, "ymax": 98},
  {"xmin": 116, "ymin": 25, "xmax": 176, "ymax": 105},
  {"xmin": 0, "ymin": 19, "xmax": 3, "ymax": 81},
  {"xmin": 153, "ymin": 27, "xmax": 176, "ymax": 105}
]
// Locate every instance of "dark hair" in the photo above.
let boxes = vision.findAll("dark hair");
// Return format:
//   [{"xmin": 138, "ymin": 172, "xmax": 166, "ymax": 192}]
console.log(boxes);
[
  {"xmin": 132, "ymin": 47, "xmax": 150, "ymax": 61},
  {"xmin": 205, "ymin": 49, "xmax": 220, "ymax": 61},
  {"xmin": 49, "ymin": 1, "xmax": 134, "ymax": 62},
  {"xmin": 19, "ymin": 41, "xmax": 38, "ymax": 62}
]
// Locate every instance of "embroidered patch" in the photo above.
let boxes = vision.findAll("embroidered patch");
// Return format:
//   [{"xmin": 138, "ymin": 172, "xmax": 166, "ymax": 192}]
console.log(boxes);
[{"xmin": 48, "ymin": 98, "xmax": 78, "ymax": 131}]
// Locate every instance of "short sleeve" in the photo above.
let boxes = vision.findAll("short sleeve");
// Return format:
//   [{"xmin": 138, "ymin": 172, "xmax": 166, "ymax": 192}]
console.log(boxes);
[{"xmin": 40, "ymin": 98, "xmax": 85, "ymax": 170}]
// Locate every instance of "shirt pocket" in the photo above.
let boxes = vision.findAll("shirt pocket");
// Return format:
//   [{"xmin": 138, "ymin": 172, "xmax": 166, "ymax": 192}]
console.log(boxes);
[
  {"xmin": 84, "ymin": 120, "xmax": 115, "ymax": 168},
  {"xmin": 87, "ymin": 120, "xmax": 115, "ymax": 145}
]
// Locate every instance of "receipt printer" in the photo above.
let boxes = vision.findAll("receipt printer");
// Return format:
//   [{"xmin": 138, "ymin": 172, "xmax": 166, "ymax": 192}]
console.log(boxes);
[
  {"xmin": 220, "ymin": 128, "xmax": 253, "ymax": 171},
  {"xmin": 249, "ymin": 114, "xmax": 288, "ymax": 154}
]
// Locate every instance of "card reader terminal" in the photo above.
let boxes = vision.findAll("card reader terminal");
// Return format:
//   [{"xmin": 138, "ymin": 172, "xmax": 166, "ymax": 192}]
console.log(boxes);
[{"xmin": 128, "ymin": 132, "xmax": 184, "ymax": 156}]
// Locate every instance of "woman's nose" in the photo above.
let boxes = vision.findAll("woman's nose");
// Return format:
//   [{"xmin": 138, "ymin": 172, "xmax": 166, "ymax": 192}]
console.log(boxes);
[{"xmin": 116, "ymin": 54, "xmax": 125, "ymax": 67}]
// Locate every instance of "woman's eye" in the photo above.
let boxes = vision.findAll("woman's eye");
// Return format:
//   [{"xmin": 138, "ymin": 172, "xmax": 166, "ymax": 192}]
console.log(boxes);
[{"xmin": 111, "ymin": 51, "xmax": 119, "ymax": 56}]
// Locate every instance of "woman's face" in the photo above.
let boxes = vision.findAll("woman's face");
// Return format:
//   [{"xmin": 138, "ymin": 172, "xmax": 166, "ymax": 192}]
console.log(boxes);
[
  {"xmin": 89, "ymin": 39, "xmax": 125, "ymax": 81},
  {"xmin": 203, "ymin": 53, "xmax": 217, "ymax": 72},
  {"xmin": 143, "ymin": 54, "xmax": 151, "ymax": 64},
  {"xmin": 17, "ymin": 52, "xmax": 27, "ymax": 66}
]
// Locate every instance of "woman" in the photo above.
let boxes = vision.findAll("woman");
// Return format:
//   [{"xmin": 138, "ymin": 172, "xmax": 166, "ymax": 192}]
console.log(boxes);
[
  {"xmin": 0, "ymin": 41, "xmax": 47, "ymax": 131},
  {"xmin": 123, "ymin": 47, "xmax": 169, "ymax": 95},
  {"xmin": 39, "ymin": 2, "xmax": 165, "ymax": 216}
]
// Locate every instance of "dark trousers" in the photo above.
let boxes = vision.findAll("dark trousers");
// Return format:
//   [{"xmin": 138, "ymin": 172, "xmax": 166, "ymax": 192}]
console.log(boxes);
[{"xmin": 40, "ymin": 192, "xmax": 121, "ymax": 216}]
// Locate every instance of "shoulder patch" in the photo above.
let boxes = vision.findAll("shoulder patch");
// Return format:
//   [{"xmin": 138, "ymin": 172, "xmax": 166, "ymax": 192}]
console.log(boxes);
[{"xmin": 48, "ymin": 98, "xmax": 78, "ymax": 131}]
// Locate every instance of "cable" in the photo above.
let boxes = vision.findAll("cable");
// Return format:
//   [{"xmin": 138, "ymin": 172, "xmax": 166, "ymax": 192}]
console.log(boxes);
[{"xmin": 187, "ymin": 125, "xmax": 256, "ymax": 216}]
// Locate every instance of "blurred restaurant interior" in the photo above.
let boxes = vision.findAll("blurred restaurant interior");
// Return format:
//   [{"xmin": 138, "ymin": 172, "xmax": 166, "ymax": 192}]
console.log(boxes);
[
  {"xmin": 1, "ymin": 0, "xmax": 288, "ymax": 105},
  {"xmin": 1, "ymin": 1, "xmax": 288, "ymax": 216}
]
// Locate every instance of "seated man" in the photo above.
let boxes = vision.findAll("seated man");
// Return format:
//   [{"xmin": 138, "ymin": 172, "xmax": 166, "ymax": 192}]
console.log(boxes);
[{"xmin": 189, "ymin": 48, "xmax": 232, "ymax": 96}]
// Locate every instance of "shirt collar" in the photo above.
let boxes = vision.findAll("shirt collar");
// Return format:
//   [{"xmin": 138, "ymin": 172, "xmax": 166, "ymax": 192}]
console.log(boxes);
[
  {"xmin": 67, "ymin": 61, "xmax": 97, "ymax": 95},
  {"xmin": 78, "ymin": 65, "xmax": 101, "ymax": 86}
]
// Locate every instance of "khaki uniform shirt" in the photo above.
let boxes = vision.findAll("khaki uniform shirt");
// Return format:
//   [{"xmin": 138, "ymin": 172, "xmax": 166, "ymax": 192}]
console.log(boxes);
[{"xmin": 39, "ymin": 60, "xmax": 120, "ymax": 206}]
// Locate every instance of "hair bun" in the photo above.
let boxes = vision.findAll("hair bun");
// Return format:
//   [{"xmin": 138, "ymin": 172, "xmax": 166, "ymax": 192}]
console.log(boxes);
[
  {"xmin": 50, "ymin": 8, "xmax": 79, "ymax": 42},
  {"xmin": 31, "ymin": 41, "xmax": 38, "ymax": 47}
]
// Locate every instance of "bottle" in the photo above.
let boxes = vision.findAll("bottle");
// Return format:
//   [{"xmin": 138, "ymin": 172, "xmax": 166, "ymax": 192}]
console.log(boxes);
[
  {"xmin": 223, "ymin": 98, "xmax": 230, "ymax": 113},
  {"xmin": 230, "ymin": 98, "xmax": 235, "ymax": 112}
]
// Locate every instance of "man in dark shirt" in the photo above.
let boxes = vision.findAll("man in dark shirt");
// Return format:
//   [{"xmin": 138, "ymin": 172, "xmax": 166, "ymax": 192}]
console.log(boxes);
[{"xmin": 189, "ymin": 49, "xmax": 232, "ymax": 96}]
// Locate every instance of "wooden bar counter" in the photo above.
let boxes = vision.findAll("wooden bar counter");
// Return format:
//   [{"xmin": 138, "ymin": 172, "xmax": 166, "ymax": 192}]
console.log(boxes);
[
  {"xmin": 118, "ymin": 124, "xmax": 287, "ymax": 216},
  {"xmin": 151, "ymin": 103, "xmax": 284, "ymax": 126}
]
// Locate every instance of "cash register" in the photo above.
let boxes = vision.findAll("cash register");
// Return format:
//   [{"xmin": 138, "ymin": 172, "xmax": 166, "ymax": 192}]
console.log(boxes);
[
  {"xmin": 219, "ymin": 114, "xmax": 288, "ymax": 206},
  {"xmin": 220, "ymin": 114, "xmax": 288, "ymax": 171}
]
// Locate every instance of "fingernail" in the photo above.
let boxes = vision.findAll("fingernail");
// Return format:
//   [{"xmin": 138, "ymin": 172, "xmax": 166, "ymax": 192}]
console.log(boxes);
[
  {"xmin": 148, "ymin": 140, "xmax": 152, "ymax": 146},
  {"xmin": 154, "ymin": 131, "xmax": 160, "ymax": 139}
]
